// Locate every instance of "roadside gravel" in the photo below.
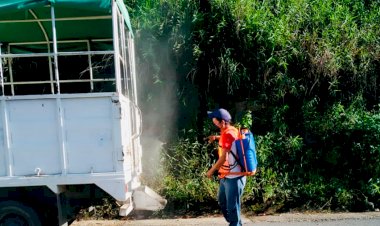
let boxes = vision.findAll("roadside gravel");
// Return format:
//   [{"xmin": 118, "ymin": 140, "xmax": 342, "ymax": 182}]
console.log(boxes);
[{"xmin": 70, "ymin": 211, "xmax": 380, "ymax": 226}]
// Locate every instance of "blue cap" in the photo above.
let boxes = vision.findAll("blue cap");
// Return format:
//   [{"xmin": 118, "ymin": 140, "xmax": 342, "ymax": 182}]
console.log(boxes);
[{"xmin": 207, "ymin": 108, "xmax": 232, "ymax": 122}]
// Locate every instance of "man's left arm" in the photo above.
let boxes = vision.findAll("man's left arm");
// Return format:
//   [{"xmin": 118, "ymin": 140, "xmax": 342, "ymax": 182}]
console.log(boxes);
[{"xmin": 206, "ymin": 148, "xmax": 228, "ymax": 178}]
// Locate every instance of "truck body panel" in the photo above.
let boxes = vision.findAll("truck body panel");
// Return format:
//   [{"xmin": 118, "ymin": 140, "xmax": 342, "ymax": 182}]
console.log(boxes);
[{"xmin": 0, "ymin": 93, "xmax": 137, "ymax": 200}]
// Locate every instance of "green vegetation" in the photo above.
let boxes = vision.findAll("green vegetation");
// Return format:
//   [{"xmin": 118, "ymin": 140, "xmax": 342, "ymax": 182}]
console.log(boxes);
[{"xmin": 126, "ymin": 0, "xmax": 380, "ymax": 215}]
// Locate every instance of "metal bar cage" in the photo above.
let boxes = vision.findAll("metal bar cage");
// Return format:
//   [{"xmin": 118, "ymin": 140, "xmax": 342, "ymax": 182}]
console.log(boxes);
[{"xmin": 0, "ymin": 2, "xmax": 136, "ymax": 98}]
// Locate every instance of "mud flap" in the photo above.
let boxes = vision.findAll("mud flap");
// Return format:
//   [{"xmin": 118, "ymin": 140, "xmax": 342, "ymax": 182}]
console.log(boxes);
[
  {"xmin": 132, "ymin": 186, "xmax": 167, "ymax": 211},
  {"xmin": 119, "ymin": 196, "xmax": 134, "ymax": 216}
]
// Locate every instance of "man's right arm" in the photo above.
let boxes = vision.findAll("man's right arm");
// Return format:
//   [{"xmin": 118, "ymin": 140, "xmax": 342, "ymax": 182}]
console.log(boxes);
[
  {"xmin": 207, "ymin": 135, "xmax": 220, "ymax": 143},
  {"xmin": 206, "ymin": 149, "xmax": 227, "ymax": 178}
]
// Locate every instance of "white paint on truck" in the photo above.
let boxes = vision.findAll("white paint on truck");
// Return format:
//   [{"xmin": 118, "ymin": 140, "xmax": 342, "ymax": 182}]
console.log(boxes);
[{"xmin": 0, "ymin": 93, "xmax": 137, "ymax": 201}]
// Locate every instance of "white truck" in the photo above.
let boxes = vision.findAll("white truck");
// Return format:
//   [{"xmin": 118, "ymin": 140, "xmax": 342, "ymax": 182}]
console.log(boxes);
[{"xmin": 0, "ymin": 0, "xmax": 166, "ymax": 225}]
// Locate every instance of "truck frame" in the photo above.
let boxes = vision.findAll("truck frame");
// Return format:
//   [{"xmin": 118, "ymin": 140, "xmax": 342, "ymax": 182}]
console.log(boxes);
[{"xmin": 0, "ymin": 0, "xmax": 165, "ymax": 225}]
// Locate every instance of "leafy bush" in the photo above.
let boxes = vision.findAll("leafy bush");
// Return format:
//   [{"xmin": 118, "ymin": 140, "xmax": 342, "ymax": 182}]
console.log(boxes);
[
  {"xmin": 127, "ymin": 0, "xmax": 380, "ymax": 215},
  {"xmin": 159, "ymin": 134, "xmax": 220, "ymax": 213},
  {"xmin": 298, "ymin": 98, "xmax": 380, "ymax": 210}
]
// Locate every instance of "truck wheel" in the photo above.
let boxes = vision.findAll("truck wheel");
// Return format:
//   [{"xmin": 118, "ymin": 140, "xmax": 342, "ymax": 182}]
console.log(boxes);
[{"xmin": 0, "ymin": 201, "xmax": 42, "ymax": 226}]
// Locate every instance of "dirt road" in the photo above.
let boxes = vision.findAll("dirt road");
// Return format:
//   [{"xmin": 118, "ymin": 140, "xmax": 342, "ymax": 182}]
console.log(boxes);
[{"xmin": 71, "ymin": 211, "xmax": 380, "ymax": 226}]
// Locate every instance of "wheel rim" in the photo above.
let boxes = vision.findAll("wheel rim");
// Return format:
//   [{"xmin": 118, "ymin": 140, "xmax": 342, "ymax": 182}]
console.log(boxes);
[{"xmin": 0, "ymin": 214, "xmax": 28, "ymax": 226}]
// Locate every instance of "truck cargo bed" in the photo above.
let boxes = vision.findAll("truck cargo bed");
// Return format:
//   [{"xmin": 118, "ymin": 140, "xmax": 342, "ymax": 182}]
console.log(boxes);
[{"xmin": 0, "ymin": 93, "xmax": 138, "ymax": 201}]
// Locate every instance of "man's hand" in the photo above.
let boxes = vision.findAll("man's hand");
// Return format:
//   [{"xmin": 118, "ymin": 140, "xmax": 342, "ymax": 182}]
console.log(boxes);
[
  {"xmin": 206, "ymin": 169, "xmax": 214, "ymax": 179},
  {"xmin": 207, "ymin": 135, "xmax": 218, "ymax": 143}
]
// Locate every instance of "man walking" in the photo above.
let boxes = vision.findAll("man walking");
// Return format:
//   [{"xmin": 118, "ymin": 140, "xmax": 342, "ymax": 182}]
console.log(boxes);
[{"xmin": 206, "ymin": 108, "xmax": 246, "ymax": 226}]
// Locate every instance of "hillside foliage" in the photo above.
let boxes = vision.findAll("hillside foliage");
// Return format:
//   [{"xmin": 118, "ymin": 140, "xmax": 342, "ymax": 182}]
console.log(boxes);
[{"xmin": 126, "ymin": 0, "xmax": 380, "ymax": 215}]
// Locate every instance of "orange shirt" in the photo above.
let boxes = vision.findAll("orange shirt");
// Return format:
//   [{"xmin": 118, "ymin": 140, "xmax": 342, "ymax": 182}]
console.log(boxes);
[{"xmin": 218, "ymin": 126, "xmax": 238, "ymax": 178}]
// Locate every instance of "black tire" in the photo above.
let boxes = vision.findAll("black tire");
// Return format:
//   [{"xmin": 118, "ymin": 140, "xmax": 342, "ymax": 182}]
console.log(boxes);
[{"xmin": 0, "ymin": 200, "xmax": 42, "ymax": 226}]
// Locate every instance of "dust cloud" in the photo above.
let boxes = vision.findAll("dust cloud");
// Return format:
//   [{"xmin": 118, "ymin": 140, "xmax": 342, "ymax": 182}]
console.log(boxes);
[{"xmin": 135, "ymin": 38, "xmax": 178, "ymax": 182}]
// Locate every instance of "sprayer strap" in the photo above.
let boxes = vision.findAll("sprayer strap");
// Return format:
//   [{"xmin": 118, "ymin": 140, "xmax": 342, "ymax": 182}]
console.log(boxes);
[{"xmin": 229, "ymin": 150, "xmax": 246, "ymax": 172}]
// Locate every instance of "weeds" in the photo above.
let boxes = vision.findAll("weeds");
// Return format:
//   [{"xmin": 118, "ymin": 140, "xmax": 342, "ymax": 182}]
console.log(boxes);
[{"xmin": 127, "ymin": 0, "xmax": 380, "ymax": 216}]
